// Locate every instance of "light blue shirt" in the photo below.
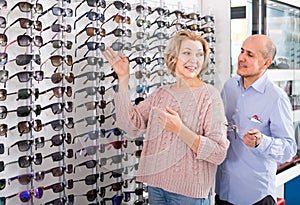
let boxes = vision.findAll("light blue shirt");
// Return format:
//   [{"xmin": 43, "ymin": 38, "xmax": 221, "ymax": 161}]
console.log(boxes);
[{"xmin": 215, "ymin": 72, "xmax": 297, "ymax": 205}]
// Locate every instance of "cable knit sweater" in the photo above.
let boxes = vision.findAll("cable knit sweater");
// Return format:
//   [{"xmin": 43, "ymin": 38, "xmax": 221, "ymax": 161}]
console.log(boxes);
[{"xmin": 114, "ymin": 84, "xmax": 229, "ymax": 198}]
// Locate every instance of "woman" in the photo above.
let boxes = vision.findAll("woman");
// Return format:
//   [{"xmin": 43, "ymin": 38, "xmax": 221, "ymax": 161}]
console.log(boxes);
[{"xmin": 102, "ymin": 30, "xmax": 229, "ymax": 205}]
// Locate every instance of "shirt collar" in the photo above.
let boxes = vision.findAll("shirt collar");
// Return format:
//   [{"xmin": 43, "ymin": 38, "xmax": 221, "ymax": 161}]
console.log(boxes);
[{"xmin": 236, "ymin": 71, "xmax": 268, "ymax": 94}]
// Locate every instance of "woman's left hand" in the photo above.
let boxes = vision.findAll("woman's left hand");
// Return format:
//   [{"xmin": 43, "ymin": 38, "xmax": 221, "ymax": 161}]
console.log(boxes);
[{"xmin": 155, "ymin": 106, "xmax": 182, "ymax": 135}]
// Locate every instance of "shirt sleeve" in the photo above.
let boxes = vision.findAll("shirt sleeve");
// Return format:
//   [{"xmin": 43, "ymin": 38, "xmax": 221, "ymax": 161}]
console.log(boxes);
[
  {"xmin": 256, "ymin": 94, "xmax": 297, "ymax": 163},
  {"xmin": 113, "ymin": 90, "xmax": 154, "ymax": 137},
  {"xmin": 196, "ymin": 87, "xmax": 230, "ymax": 165}
]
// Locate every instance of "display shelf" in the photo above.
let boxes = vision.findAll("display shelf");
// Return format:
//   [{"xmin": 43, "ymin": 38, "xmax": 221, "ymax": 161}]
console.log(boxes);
[
  {"xmin": 276, "ymin": 163, "xmax": 300, "ymax": 187},
  {"xmin": 267, "ymin": 69, "xmax": 300, "ymax": 82}
]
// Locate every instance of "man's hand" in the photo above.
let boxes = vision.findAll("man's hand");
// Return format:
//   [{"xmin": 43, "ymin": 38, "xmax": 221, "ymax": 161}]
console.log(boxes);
[{"xmin": 244, "ymin": 129, "xmax": 262, "ymax": 147}]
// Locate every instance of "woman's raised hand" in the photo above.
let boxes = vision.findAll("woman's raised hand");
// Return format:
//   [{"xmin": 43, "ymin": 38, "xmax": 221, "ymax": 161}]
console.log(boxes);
[{"xmin": 101, "ymin": 47, "xmax": 130, "ymax": 81}]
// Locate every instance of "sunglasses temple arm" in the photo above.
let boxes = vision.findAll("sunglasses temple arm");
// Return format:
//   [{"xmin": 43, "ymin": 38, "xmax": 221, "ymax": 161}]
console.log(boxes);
[
  {"xmin": 74, "ymin": 12, "xmax": 87, "ymax": 29},
  {"xmin": 74, "ymin": 0, "xmax": 85, "ymax": 17}
]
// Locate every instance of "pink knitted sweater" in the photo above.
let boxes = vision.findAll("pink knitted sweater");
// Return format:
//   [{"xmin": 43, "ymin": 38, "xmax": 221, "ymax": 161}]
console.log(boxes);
[{"xmin": 114, "ymin": 84, "xmax": 229, "ymax": 198}]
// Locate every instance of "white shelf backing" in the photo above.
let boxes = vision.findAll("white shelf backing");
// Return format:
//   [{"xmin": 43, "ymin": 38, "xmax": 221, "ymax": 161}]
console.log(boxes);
[
  {"xmin": 276, "ymin": 164, "xmax": 300, "ymax": 187},
  {"xmin": 267, "ymin": 69, "xmax": 300, "ymax": 82},
  {"xmin": 294, "ymin": 110, "xmax": 300, "ymax": 122}
]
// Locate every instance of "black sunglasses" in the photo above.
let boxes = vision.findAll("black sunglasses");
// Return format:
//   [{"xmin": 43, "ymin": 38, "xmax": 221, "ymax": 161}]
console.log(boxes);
[
  {"xmin": 4, "ymin": 34, "xmax": 43, "ymax": 52},
  {"xmin": 0, "ymin": 34, "xmax": 7, "ymax": 47},
  {"xmin": 74, "ymin": 85, "xmax": 106, "ymax": 99},
  {"xmin": 36, "ymin": 101, "xmax": 73, "ymax": 116},
  {"xmin": 103, "ymin": 0, "xmax": 131, "ymax": 15},
  {"xmin": 75, "ymin": 99, "xmax": 113, "ymax": 112},
  {"xmin": 71, "ymin": 56, "xmax": 104, "ymax": 71},
  {"xmin": 75, "ymin": 144, "xmax": 105, "ymax": 159},
  {"xmin": 75, "ymin": 23, "xmax": 106, "ymax": 44},
  {"xmin": 73, "ymin": 159, "xmax": 99, "ymax": 174},
  {"xmin": 40, "ymin": 54, "xmax": 73, "ymax": 69},
  {"xmin": 75, "ymin": 0, "xmax": 106, "ymax": 16},
  {"xmin": 0, "ymin": 105, "xmax": 37, "ymax": 119},
  {"xmin": 0, "ymin": 88, "xmax": 39, "ymax": 101},
  {"xmin": 9, "ymin": 53, "xmax": 41, "ymax": 66},
  {"xmin": 75, "ymin": 113, "xmax": 115, "ymax": 127},
  {"xmin": 7, "ymin": 137, "xmax": 45, "ymax": 155},
  {"xmin": 45, "ymin": 133, "xmax": 72, "ymax": 147},
  {"xmin": 75, "ymin": 41, "xmax": 105, "ymax": 57},
  {"xmin": 7, "ymin": 2, "xmax": 43, "ymax": 19},
  {"xmin": 43, "ymin": 149, "xmax": 73, "ymax": 162},
  {"xmin": 74, "ymin": 9, "xmax": 104, "ymax": 29},
  {"xmin": 2, "ymin": 153, "xmax": 42, "ymax": 171},
  {"xmin": 38, "ymin": 118, "xmax": 74, "ymax": 131}
]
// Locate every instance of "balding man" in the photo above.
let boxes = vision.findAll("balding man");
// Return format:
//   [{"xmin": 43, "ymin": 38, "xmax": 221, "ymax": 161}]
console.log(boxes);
[{"xmin": 215, "ymin": 34, "xmax": 297, "ymax": 205}]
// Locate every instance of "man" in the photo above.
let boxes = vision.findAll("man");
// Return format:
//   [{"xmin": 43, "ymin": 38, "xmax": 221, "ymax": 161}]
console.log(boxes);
[{"xmin": 215, "ymin": 34, "xmax": 297, "ymax": 205}]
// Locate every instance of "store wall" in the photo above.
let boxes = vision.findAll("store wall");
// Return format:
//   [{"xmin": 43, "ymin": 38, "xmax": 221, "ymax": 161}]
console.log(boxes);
[{"xmin": 0, "ymin": 0, "xmax": 231, "ymax": 204}]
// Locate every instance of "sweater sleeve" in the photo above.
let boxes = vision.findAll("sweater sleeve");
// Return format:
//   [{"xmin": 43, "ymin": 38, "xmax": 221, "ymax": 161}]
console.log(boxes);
[
  {"xmin": 196, "ymin": 86, "xmax": 230, "ymax": 165},
  {"xmin": 114, "ymin": 90, "xmax": 155, "ymax": 137}
]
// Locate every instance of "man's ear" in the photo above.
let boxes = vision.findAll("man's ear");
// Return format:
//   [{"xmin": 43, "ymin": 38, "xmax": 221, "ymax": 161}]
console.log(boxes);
[{"xmin": 264, "ymin": 58, "xmax": 273, "ymax": 69}]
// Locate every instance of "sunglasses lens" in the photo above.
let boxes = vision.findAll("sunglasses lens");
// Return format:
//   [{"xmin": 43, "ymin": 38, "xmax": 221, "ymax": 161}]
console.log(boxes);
[
  {"xmin": 18, "ymin": 174, "xmax": 33, "ymax": 185},
  {"xmin": 0, "ymin": 124, "xmax": 7, "ymax": 136},
  {"xmin": 0, "ymin": 179, "xmax": 5, "ymax": 190},
  {"xmin": 85, "ymin": 174, "xmax": 98, "ymax": 185},
  {"xmin": 51, "ymin": 134, "xmax": 64, "ymax": 146},
  {"xmin": 0, "ymin": 106, "xmax": 7, "ymax": 119},
  {"xmin": 51, "ymin": 167, "xmax": 65, "ymax": 177},
  {"xmin": 17, "ymin": 140, "xmax": 32, "ymax": 152},
  {"xmin": 86, "ymin": 189, "xmax": 97, "ymax": 201},
  {"xmin": 34, "ymin": 153, "xmax": 42, "ymax": 165},
  {"xmin": 34, "ymin": 171, "xmax": 45, "ymax": 181},
  {"xmin": 0, "ymin": 71, "xmax": 7, "ymax": 83},
  {"xmin": 0, "ymin": 52, "xmax": 7, "ymax": 65},
  {"xmin": 19, "ymin": 190, "xmax": 31, "ymax": 202},
  {"xmin": 34, "ymin": 187, "xmax": 43, "ymax": 199},
  {"xmin": 17, "ymin": 106, "xmax": 31, "ymax": 117},
  {"xmin": 86, "ymin": 160, "xmax": 97, "ymax": 168}
]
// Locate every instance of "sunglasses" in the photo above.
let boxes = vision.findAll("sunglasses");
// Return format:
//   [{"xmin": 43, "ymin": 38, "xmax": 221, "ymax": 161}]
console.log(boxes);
[
  {"xmin": 0, "ymin": 69, "xmax": 8, "ymax": 84},
  {"xmin": 38, "ymin": 86, "xmax": 72, "ymax": 100},
  {"xmin": 0, "ymin": 88, "xmax": 39, "ymax": 101},
  {"xmin": 41, "ymin": 39, "xmax": 72, "ymax": 51},
  {"xmin": 100, "ymin": 181, "xmax": 124, "ymax": 196},
  {"xmin": 100, "ymin": 153, "xmax": 126, "ymax": 166},
  {"xmin": 36, "ymin": 101, "xmax": 73, "ymax": 116},
  {"xmin": 111, "ymin": 41, "xmax": 132, "ymax": 51},
  {"xmin": 42, "ymin": 20, "xmax": 71, "ymax": 33},
  {"xmin": 101, "ymin": 195, "xmax": 123, "ymax": 205},
  {"xmin": 0, "ymin": 105, "xmax": 37, "ymax": 119},
  {"xmin": 2, "ymin": 153, "xmax": 42, "ymax": 171},
  {"xmin": 101, "ymin": 27, "xmax": 132, "ymax": 39},
  {"xmin": 38, "ymin": 5, "xmax": 73, "ymax": 19},
  {"xmin": 0, "ymin": 0, "xmax": 7, "ymax": 10},
  {"xmin": 4, "ymin": 18, "xmax": 42, "ymax": 33},
  {"xmin": 6, "ymin": 187, "xmax": 44, "ymax": 203},
  {"xmin": 75, "ymin": 41, "xmax": 105, "ymax": 57},
  {"xmin": 74, "ymin": 71, "xmax": 101, "ymax": 84},
  {"xmin": 136, "ymin": 17, "xmax": 151, "ymax": 28},
  {"xmin": 168, "ymin": 9, "xmax": 185, "ymax": 18},
  {"xmin": 44, "ymin": 72, "xmax": 75, "ymax": 84},
  {"xmin": 0, "ymin": 143, "xmax": 3, "ymax": 154},
  {"xmin": 74, "ymin": 86, "xmax": 106, "ymax": 98},
  {"xmin": 44, "ymin": 181, "xmax": 67, "ymax": 193},
  {"xmin": 43, "ymin": 149, "xmax": 73, "ymax": 162},
  {"xmin": 73, "ymin": 159, "xmax": 99, "ymax": 174},
  {"xmin": 45, "ymin": 165, "xmax": 73, "ymax": 177},
  {"xmin": 74, "ymin": 188, "xmax": 99, "ymax": 202},
  {"xmin": 8, "ymin": 119, "xmax": 42, "ymax": 136},
  {"xmin": 0, "ymin": 34, "xmax": 7, "ymax": 47},
  {"xmin": 72, "ymin": 129, "xmax": 104, "ymax": 144},
  {"xmin": 104, "ymin": 140, "xmax": 128, "ymax": 151},
  {"xmin": 75, "ymin": 23, "xmax": 106, "ymax": 44},
  {"xmin": 7, "ymin": 170, "xmax": 46, "ymax": 185},
  {"xmin": 123, "ymin": 188, "xmax": 144, "ymax": 202},
  {"xmin": 75, "ymin": 0, "xmax": 106, "ymax": 16},
  {"xmin": 136, "ymin": 83, "xmax": 161, "ymax": 94},
  {"xmin": 72, "ymin": 173, "xmax": 100, "ymax": 186},
  {"xmin": 100, "ymin": 167, "xmax": 124, "ymax": 182},
  {"xmin": 7, "ymin": 2, "xmax": 43, "ymax": 18},
  {"xmin": 44, "ymin": 194, "xmax": 74, "ymax": 205},
  {"xmin": 75, "ymin": 99, "xmax": 113, "ymax": 113},
  {"xmin": 8, "ymin": 70, "xmax": 43, "ymax": 84},
  {"xmin": 103, "ymin": 0, "xmax": 131, "ymax": 15},
  {"xmin": 74, "ymin": 9, "xmax": 104, "ymax": 29},
  {"xmin": 39, "ymin": 118, "xmax": 74, "ymax": 131},
  {"xmin": 76, "ymin": 113, "xmax": 116, "ymax": 127},
  {"xmin": 0, "ymin": 123, "xmax": 7, "ymax": 137},
  {"xmin": 71, "ymin": 56, "xmax": 103, "ymax": 71},
  {"xmin": 7, "ymin": 137, "xmax": 45, "ymax": 155},
  {"xmin": 9, "ymin": 53, "xmax": 41, "ymax": 66},
  {"xmin": 40, "ymin": 54, "xmax": 73, "ymax": 69},
  {"xmin": 149, "ymin": 7, "xmax": 169, "ymax": 16},
  {"xmin": 136, "ymin": 4, "xmax": 152, "ymax": 14},
  {"xmin": 45, "ymin": 133, "xmax": 72, "ymax": 147},
  {"xmin": 4, "ymin": 35, "xmax": 43, "ymax": 52},
  {"xmin": 184, "ymin": 12, "xmax": 201, "ymax": 20},
  {"xmin": 0, "ymin": 178, "xmax": 5, "ymax": 190},
  {"xmin": 75, "ymin": 144, "xmax": 105, "ymax": 159}
]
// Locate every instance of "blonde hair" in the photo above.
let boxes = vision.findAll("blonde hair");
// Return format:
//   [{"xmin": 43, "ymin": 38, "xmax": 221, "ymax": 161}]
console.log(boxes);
[{"xmin": 164, "ymin": 30, "xmax": 210, "ymax": 76}]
